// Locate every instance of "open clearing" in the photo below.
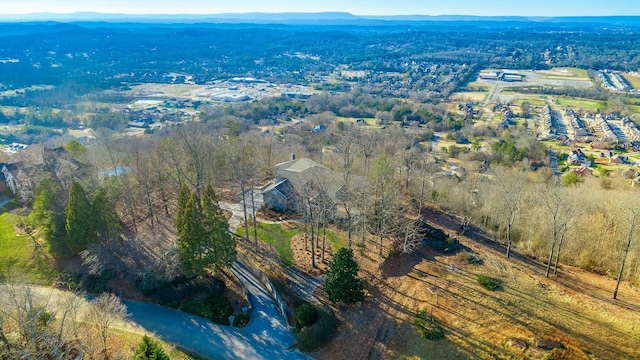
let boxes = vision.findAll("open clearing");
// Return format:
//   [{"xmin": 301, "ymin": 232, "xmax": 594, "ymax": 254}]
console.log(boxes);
[
  {"xmin": 450, "ymin": 92, "xmax": 488, "ymax": 102},
  {"xmin": 623, "ymin": 73, "xmax": 640, "ymax": 90},
  {"xmin": 538, "ymin": 67, "xmax": 589, "ymax": 80},
  {"xmin": 556, "ymin": 98, "xmax": 606, "ymax": 111},
  {"xmin": 377, "ymin": 207, "xmax": 640, "ymax": 360},
  {"xmin": 0, "ymin": 213, "xmax": 56, "ymax": 284},
  {"xmin": 476, "ymin": 68, "xmax": 593, "ymax": 89}
]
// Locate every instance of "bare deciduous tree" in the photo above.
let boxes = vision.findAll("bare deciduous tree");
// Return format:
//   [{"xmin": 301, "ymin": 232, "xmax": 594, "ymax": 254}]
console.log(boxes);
[
  {"xmin": 491, "ymin": 167, "xmax": 528, "ymax": 258},
  {"xmin": 543, "ymin": 186, "xmax": 578, "ymax": 278},
  {"xmin": 85, "ymin": 293, "xmax": 129, "ymax": 357},
  {"xmin": 614, "ymin": 209, "xmax": 639, "ymax": 300},
  {"xmin": 223, "ymin": 134, "xmax": 256, "ymax": 243},
  {"xmin": 0, "ymin": 281, "xmax": 87, "ymax": 359}
]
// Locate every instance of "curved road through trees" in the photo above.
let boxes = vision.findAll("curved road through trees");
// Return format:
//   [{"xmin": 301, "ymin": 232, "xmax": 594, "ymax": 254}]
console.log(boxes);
[{"xmin": 25, "ymin": 286, "xmax": 307, "ymax": 360}]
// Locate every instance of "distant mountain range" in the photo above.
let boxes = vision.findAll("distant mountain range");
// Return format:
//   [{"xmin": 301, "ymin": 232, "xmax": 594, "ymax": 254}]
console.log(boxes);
[{"xmin": 0, "ymin": 12, "xmax": 640, "ymax": 28}]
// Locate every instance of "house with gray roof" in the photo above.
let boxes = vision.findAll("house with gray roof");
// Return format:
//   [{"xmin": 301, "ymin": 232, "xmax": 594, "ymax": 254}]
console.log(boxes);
[{"xmin": 262, "ymin": 156, "xmax": 343, "ymax": 213}]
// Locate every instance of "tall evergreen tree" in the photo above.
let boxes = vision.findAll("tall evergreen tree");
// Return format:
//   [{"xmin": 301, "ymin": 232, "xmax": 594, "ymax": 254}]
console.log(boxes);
[
  {"xmin": 89, "ymin": 187, "xmax": 120, "ymax": 242},
  {"xmin": 175, "ymin": 184, "xmax": 191, "ymax": 232},
  {"xmin": 202, "ymin": 184, "xmax": 236, "ymax": 273},
  {"xmin": 30, "ymin": 179, "xmax": 67, "ymax": 257},
  {"xmin": 177, "ymin": 192, "xmax": 206, "ymax": 277},
  {"xmin": 324, "ymin": 248, "xmax": 364, "ymax": 304},
  {"xmin": 65, "ymin": 179, "xmax": 92, "ymax": 254}
]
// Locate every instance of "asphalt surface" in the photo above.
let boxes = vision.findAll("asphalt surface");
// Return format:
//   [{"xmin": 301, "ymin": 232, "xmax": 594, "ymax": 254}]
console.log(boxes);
[
  {"xmin": 232, "ymin": 262, "xmax": 296, "ymax": 348},
  {"xmin": 24, "ymin": 286, "xmax": 307, "ymax": 360},
  {"xmin": 123, "ymin": 299, "xmax": 307, "ymax": 360}
]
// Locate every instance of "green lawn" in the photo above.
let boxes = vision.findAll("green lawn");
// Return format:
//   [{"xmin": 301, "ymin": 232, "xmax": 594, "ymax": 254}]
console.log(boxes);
[
  {"xmin": 557, "ymin": 98, "xmax": 605, "ymax": 110},
  {"xmin": 239, "ymin": 223, "xmax": 299, "ymax": 266},
  {"xmin": 0, "ymin": 213, "xmax": 56, "ymax": 283},
  {"xmin": 325, "ymin": 229, "xmax": 347, "ymax": 252},
  {"xmin": 239, "ymin": 222, "xmax": 347, "ymax": 266}
]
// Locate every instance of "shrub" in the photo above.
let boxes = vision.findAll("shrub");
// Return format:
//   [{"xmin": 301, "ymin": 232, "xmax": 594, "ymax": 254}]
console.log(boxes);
[
  {"xmin": 233, "ymin": 312, "xmax": 251, "ymax": 327},
  {"xmin": 477, "ymin": 275, "xmax": 501, "ymax": 291},
  {"xmin": 204, "ymin": 294, "xmax": 234, "ymax": 325},
  {"xmin": 463, "ymin": 251, "xmax": 483, "ymax": 265},
  {"xmin": 82, "ymin": 270, "xmax": 114, "ymax": 293},
  {"xmin": 180, "ymin": 294, "xmax": 232, "ymax": 325},
  {"xmin": 420, "ymin": 321, "xmax": 445, "ymax": 340},
  {"xmin": 561, "ymin": 172, "xmax": 579, "ymax": 186},
  {"xmin": 295, "ymin": 303, "xmax": 318, "ymax": 331},
  {"xmin": 153, "ymin": 275, "xmax": 226, "ymax": 306},
  {"xmin": 413, "ymin": 309, "xmax": 445, "ymax": 341},
  {"xmin": 181, "ymin": 300, "xmax": 212, "ymax": 319},
  {"xmin": 139, "ymin": 270, "xmax": 165, "ymax": 296},
  {"xmin": 133, "ymin": 335, "xmax": 170, "ymax": 360},
  {"xmin": 297, "ymin": 306, "xmax": 337, "ymax": 352}
]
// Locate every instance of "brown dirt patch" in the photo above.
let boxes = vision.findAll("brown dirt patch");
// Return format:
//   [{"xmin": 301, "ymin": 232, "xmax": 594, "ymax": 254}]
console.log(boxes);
[
  {"xmin": 257, "ymin": 207, "xmax": 293, "ymax": 221},
  {"xmin": 290, "ymin": 233, "xmax": 334, "ymax": 276}
]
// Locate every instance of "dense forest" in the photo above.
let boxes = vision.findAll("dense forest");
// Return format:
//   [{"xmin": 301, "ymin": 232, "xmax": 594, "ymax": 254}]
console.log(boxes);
[{"xmin": 1, "ymin": 20, "xmax": 640, "ymax": 90}]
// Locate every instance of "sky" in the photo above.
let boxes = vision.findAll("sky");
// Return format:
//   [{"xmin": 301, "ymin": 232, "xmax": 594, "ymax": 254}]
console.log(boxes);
[{"xmin": 0, "ymin": 0, "xmax": 639, "ymax": 17}]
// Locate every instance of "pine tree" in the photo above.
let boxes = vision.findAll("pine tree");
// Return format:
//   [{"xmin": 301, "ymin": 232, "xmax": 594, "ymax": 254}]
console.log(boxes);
[
  {"xmin": 177, "ymin": 192, "xmax": 206, "ymax": 277},
  {"xmin": 89, "ymin": 187, "xmax": 120, "ymax": 242},
  {"xmin": 65, "ymin": 179, "xmax": 92, "ymax": 254},
  {"xmin": 175, "ymin": 184, "xmax": 191, "ymax": 232},
  {"xmin": 133, "ymin": 335, "xmax": 170, "ymax": 360},
  {"xmin": 30, "ymin": 179, "xmax": 67, "ymax": 257},
  {"xmin": 325, "ymin": 248, "xmax": 364, "ymax": 304},
  {"xmin": 202, "ymin": 184, "xmax": 236, "ymax": 273}
]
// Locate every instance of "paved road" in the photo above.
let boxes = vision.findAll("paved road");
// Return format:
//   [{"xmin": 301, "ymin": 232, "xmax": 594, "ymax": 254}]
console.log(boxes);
[
  {"xmin": 549, "ymin": 149, "xmax": 561, "ymax": 178},
  {"xmin": 232, "ymin": 262, "xmax": 296, "ymax": 348},
  {"xmin": 220, "ymin": 198, "xmax": 302, "ymax": 353},
  {"xmin": 23, "ymin": 286, "xmax": 307, "ymax": 360},
  {"xmin": 124, "ymin": 299, "xmax": 306, "ymax": 360}
]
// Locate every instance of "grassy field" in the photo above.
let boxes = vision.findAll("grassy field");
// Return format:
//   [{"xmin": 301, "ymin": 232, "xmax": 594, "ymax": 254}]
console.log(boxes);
[
  {"xmin": 464, "ymin": 82, "xmax": 491, "ymax": 91},
  {"xmin": 557, "ymin": 98, "xmax": 605, "ymax": 111},
  {"xmin": 68, "ymin": 128, "xmax": 97, "ymax": 138},
  {"xmin": 381, "ymin": 213, "xmax": 640, "ymax": 359},
  {"xmin": 538, "ymin": 67, "xmax": 590, "ymax": 80},
  {"xmin": 240, "ymin": 223, "xmax": 299, "ymax": 266},
  {"xmin": 335, "ymin": 116, "xmax": 379, "ymax": 126},
  {"xmin": 239, "ymin": 222, "xmax": 347, "ymax": 266},
  {"xmin": 450, "ymin": 91, "xmax": 488, "ymax": 102},
  {"xmin": 623, "ymin": 73, "xmax": 640, "ymax": 90},
  {"xmin": 0, "ymin": 213, "xmax": 56, "ymax": 284},
  {"xmin": 501, "ymin": 93, "xmax": 549, "ymax": 107}
]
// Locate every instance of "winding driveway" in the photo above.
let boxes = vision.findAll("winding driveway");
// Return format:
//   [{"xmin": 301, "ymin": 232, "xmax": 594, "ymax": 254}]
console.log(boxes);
[
  {"xmin": 123, "ymin": 299, "xmax": 305, "ymax": 360},
  {"xmin": 25, "ymin": 286, "xmax": 306, "ymax": 360},
  {"xmin": 21, "ymin": 193, "xmax": 308, "ymax": 360}
]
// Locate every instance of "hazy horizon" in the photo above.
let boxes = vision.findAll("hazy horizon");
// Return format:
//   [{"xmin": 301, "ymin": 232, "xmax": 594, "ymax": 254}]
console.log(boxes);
[{"xmin": 0, "ymin": 0, "xmax": 639, "ymax": 17}]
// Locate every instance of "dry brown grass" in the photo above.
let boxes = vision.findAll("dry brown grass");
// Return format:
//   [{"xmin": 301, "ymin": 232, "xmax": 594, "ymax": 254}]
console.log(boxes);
[
  {"xmin": 379, "ymin": 206, "xmax": 640, "ymax": 360},
  {"xmin": 303, "ymin": 205, "xmax": 640, "ymax": 360},
  {"xmin": 623, "ymin": 73, "xmax": 640, "ymax": 90}
]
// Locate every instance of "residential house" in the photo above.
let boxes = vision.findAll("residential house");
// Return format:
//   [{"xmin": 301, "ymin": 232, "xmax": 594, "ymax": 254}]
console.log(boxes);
[
  {"xmin": 571, "ymin": 166, "xmax": 592, "ymax": 177},
  {"xmin": 609, "ymin": 154, "xmax": 626, "ymax": 164},
  {"xmin": 1, "ymin": 162, "xmax": 32, "ymax": 199},
  {"xmin": 262, "ymin": 156, "xmax": 343, "ymax": 213}
]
